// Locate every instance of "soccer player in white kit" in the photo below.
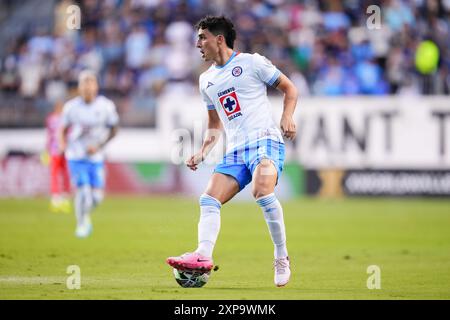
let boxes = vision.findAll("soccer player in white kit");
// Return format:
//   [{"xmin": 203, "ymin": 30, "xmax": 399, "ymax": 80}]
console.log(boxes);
[
  {"xmin": 60, "ymin": 70, "xmax": 119, "ymax": 238},
  {"xmin": 167, "ymin": 16, "xmax": 298, "ymax": 287}
]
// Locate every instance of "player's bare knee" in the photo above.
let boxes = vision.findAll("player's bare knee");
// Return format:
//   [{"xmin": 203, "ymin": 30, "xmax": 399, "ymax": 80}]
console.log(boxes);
[
  {"xmin": 204, "ymin": 182, "xmax": 222, "ymax": 202},
  {"xmin": 203, "ymin": 189, "xmax": 226, "ymax": 205},
  {"xmin": 256, "ymin": 159, "xmax": 277, "ymax": 178},
  {"xmin": 252, "ymin": 160, "xmax": 277, "ymax": 198},
  {"xmin": 203, "ymin": 191, "xmax": 218, "ymax": 201},
  {"xmin": 204, "ymin": 174, "xmax": 239, "ymax": 204},
  {"xmin": 252, "ymin": 188, "xmax": 272, "ymax": 199},
  {"xmin": 252, "ymin": 182, "xmax": 274, "ymax": 199}
]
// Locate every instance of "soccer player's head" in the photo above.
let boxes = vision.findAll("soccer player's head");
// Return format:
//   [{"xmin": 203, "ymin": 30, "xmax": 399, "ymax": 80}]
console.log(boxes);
[
  {"xmin": 78, "ymin": 69, "xmax": 98, "ymax": 103},
  {"xmin": 195, "ymin": 15, "xmax": 236, "ymax": 61}
]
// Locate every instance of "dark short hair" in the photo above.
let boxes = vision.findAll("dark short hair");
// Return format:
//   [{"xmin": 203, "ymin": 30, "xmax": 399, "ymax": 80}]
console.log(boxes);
[{"xmin": 195, "ymin": 15, "xmax": 236, "ymax": 49}]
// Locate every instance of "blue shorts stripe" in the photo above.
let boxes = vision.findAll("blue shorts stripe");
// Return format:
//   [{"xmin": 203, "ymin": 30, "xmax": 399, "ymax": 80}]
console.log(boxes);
[
  {"xmin": 278, "ymin": 141, "xmax": 283, "ymax": 168},
  {"xmin": 244, "ymin": 141, "xmax": 250, "ymax": 165},
  {"xmin": 267, "ymin": 138, "xmax": 272, "ymax": 157}
]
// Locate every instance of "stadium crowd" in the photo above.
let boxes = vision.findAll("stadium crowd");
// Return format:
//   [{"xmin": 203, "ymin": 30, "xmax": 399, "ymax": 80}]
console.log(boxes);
[{"xmin": 0, "ymin": 0, "xmax": 449, "ymax": 119}]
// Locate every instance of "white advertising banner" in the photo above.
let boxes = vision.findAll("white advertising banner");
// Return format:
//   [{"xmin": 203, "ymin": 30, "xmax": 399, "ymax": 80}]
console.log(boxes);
[{"xmin": 293, "ymin": 96, "xmax": 450, "ymax": 169}]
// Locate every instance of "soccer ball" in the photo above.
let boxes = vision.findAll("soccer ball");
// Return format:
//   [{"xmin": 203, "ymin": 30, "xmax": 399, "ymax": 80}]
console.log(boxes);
[{"xmin": 173, "ymin": 269, "xmax": 210, "ymax": 288}]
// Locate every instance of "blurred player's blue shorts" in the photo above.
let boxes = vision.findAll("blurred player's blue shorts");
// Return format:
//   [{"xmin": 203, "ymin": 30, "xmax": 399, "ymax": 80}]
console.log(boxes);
[
  {"xmin": 68, "ymin": 160, "xmax": 105, "ymax": 188},
  {"xmin": 214, "ymin": 138, "xmax": 285, "ymax": 191}
]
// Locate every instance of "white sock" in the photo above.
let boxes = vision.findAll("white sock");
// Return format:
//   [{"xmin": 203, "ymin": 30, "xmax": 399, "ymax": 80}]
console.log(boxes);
[
  {"xmin": 92, "ymin": 189, "xmax": 104, "ymax": 208},
  {"xmin": 195, "ymin": 194, "xmax": 221, "ymax": 258},
  {"xmin": 256, "ymin": 193, "xmax": 288, "ymax": 259},
  {"xmin": 75, "ymin": 186, "xmax": 92, "ymax": 227}
]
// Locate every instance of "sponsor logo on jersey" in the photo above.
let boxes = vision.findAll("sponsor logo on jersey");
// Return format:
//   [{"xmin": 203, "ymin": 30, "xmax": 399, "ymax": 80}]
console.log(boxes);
[
  {"xmin": 219, "ymin": 91, "xmax": 242, "ymax": 121},
  {"xmin": 206, "ymin": 81, "xmax": 214, "ymax": 89},
  {"xmin": 232, "ymin": 66, "xmax": 242, "ymax": 77},
  {"xmin": 217, "ymin": 87, "xmax": 236, "ymax": 97}
]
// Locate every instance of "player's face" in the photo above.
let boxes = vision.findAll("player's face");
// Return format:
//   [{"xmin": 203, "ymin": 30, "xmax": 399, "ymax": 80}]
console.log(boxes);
[
  {"xmin": 54, "ymin": 101, "xmax": 63, "ymax": 114},
  {"xmin": 196, "ymin": 28, "xmax": 219, "ymax": 61},
  {"xmin": 78, "ymin": 76, "xmax": 98, "ymax": 103}
]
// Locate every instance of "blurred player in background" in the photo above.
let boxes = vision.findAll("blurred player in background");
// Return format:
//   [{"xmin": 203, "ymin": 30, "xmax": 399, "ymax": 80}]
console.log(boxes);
[
  {"xmin": 167, "ymin": 16, "xmax": 298, "ymax": 287},
  {"xmin": 60, "ymin": 70, "xmax": 119, "ymax": 238},
  {"xmin": 45, "ymin": 100, "xmax": 71, "ymax": 213}
]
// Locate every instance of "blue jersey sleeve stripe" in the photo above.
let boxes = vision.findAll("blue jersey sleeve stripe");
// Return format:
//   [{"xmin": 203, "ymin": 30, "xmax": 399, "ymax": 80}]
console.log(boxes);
[
  {"xmin": 207, "ymin": 104, "xmax": 215, "ymax": 110},
  {"xmin": 266, "ymin": 70, "xmax": 281, "ymax": 86}
]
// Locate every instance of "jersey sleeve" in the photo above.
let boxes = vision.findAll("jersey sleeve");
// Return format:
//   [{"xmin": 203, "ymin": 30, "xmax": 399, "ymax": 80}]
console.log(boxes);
[
  {"xmin": 106, "ymin": 100, "xmax": 119, "ymax": 127},
  {"xmin": 199, "ymin": 76, "xmax": 215, "ymax": 110},
  {"xmin": 252, "ymin": 53, "xmax": 281, "ymax": 86}
]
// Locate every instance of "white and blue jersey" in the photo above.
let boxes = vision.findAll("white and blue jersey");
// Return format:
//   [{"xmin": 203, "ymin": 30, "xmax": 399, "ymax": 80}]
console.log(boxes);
[
  {"xmin": 61, "ymin": 95, "xmax": 118, "ymax": 162},
  {"xmin": 199, "ymin": 52, "xmax": 285, "ymax": 190},
  {"xmin": 61, "ymin": 95, "xmax": 119, "ymax": 188}
]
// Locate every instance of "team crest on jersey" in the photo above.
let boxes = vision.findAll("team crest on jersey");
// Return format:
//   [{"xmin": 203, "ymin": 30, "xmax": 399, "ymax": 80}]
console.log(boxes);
[
  {"xmin": 232, "ymin": 66, "xmax": 242, "ymax": 77},
  {"xmin": 219, "ymin": 91, "xmax": 242, "ymax": 120}
]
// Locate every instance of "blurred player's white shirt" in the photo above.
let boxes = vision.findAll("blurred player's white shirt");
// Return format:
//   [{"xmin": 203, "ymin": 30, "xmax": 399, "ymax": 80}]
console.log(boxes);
[
  {"xmin": 61, "ymin": 95, "xmax": 119, "ymax": 162},
  {"xmin": 199, "ymin": 52, "xmax": 284, "ymax": 152}
]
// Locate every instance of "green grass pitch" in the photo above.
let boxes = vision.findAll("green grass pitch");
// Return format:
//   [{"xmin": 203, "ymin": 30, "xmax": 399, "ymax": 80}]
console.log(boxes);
[{"xmin": 0, "ymin": 196, "xmax": 449, "ymax": 300}]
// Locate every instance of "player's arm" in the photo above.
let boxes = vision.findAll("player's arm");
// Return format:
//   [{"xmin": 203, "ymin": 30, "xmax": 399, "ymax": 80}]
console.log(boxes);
[
  {"xmin": 59, "ymin": 124, "xmax": 69, "ymax": 155},
  {"xmin": 273, "ymin": 73, "xmax": 298, "ymax": 140},
  {"xmin": 186, "ymin": 109, "xmax": 222, "ymax": 171},
  {"xmin": 201, "ymin": 109, "xmax": 222, "ymax": 157}
]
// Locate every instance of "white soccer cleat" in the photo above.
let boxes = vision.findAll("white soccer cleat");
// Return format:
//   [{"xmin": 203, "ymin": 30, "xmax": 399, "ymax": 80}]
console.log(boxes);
[
  {"xmin": 274, "ymin": 256, "xmax": 291, "ymax": 287},
  {"xmin": 75, "ymin": 217, "xmax": 93, "ymax": 238}
]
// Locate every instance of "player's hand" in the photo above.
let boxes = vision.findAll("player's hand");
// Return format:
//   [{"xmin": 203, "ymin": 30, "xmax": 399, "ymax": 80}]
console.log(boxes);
[
  {"xmin": 185, "ymin": 152, "xmax": 204, "ymax": 171},
  {"xmin": 280, "ymin": 115, "xmax": 296, "ymax": 140},
  {"xmin": 87, "ymin": 145, "xmax": 100, "ymax": 155}
]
